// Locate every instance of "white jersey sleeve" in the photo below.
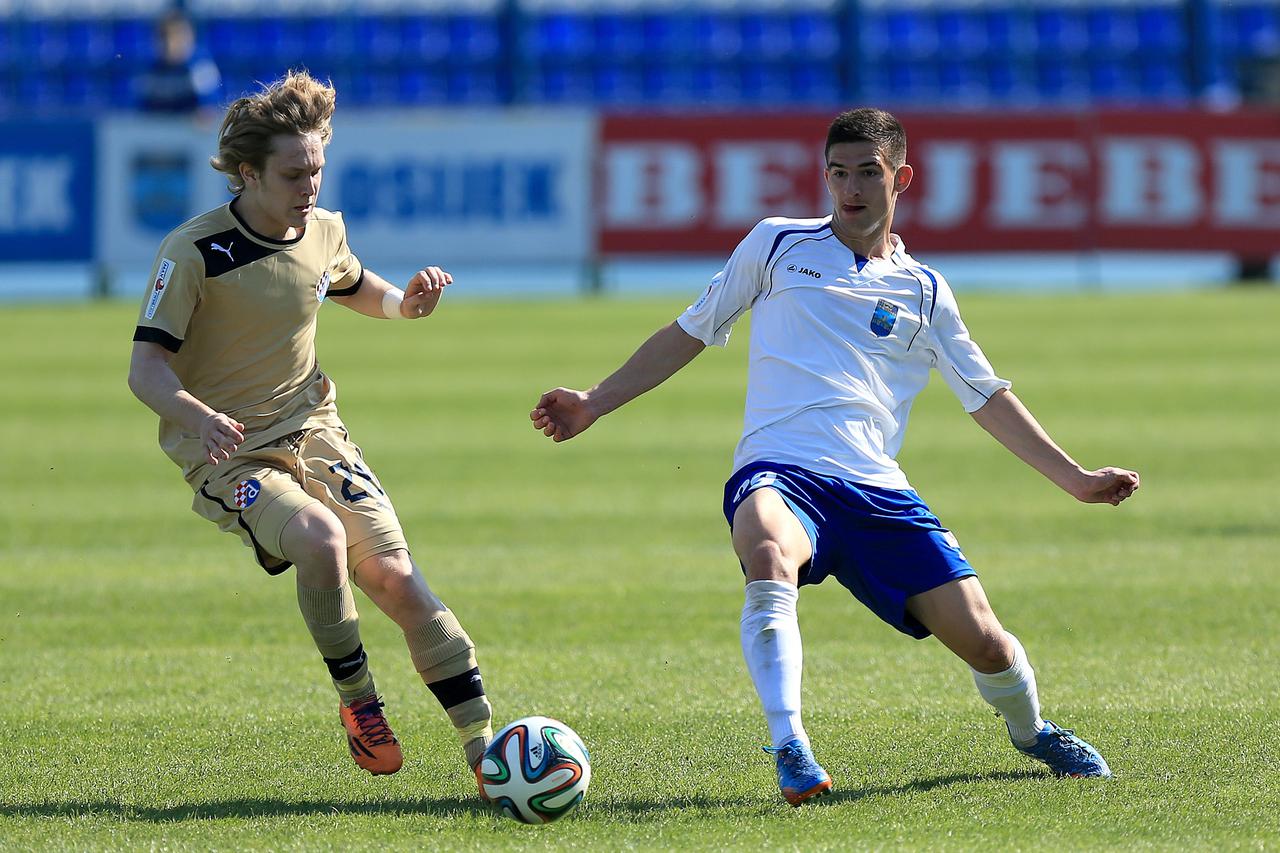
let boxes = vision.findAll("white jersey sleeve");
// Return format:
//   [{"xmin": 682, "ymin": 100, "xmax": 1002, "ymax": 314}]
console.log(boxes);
[
  {"xmin": 676, "ymin": 219, "xmax": 776, "ymax": 347},
  {"xmin": 925, "ymin": 271, "xmax": 1012, "ymax": 412}
]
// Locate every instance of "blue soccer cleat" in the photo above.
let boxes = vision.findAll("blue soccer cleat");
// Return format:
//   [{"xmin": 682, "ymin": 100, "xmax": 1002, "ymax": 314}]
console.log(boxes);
[
  {"xmin": 764, "ymin": 738, "xmax": 833, "ymax": 805},
  {"xmin": 1014, "ymin": 719, "xmax": 1112, "ymax": 778}
]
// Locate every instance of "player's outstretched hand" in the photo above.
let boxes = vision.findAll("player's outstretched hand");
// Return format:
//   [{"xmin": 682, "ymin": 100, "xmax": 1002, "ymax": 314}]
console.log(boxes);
[
  {"xmin": 1072, "ymin": 467, "xmax": 1140, "ymax": 506},
  {"xmin": 531, "ymin": 388, "xmax": 597, "ymax": 443},
  {"xmin": 402, "ymin": 266, "xmax": 453, "ymax": 319},
  {"xmin": 201, "ymin": 412, "xmax": 245, "ymax": 465}
]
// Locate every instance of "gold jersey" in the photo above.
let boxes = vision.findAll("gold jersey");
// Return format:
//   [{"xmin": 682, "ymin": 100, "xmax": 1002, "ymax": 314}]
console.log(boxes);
[{"xmin": 134, "ymin": 201, "xmax": 363, "ymax": 487}]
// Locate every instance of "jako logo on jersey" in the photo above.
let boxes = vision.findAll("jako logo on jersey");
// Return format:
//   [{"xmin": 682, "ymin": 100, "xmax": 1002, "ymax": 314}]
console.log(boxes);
[
  {"xmin": 870, "ymin": 298, "xmax": 899, "ymax": 337},
  {"xmin": 316, "ymin": 270, "xmax": 331, "ymax": 302},
  {"xmin": 734, "ymin": 470, "xmax": 779, "ymax": 504},
  {"xmin": 144, "ymin": 258, "xmax": 175, "ymax": 319},
  {"xmin": 233, "ymin": 478, "xmax": 261, "ymax": 509}
]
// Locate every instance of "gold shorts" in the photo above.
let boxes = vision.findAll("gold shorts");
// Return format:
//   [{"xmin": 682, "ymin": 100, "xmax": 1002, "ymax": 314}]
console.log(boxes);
[{"xmin": 192, "ymin": 424, "xmax": 407, "ymax": 575}]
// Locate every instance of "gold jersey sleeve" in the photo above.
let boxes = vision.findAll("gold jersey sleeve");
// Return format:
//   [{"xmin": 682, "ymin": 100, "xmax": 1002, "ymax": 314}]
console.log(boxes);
[{"xmin": 133, "ymin": 203, "xmax": 365, "ymax": 487}]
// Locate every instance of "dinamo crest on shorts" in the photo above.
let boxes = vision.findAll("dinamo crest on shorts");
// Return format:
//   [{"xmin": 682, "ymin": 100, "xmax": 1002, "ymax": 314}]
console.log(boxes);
[
  {"xmin": 233, "ymin": 478, "xmax": 261, "ymax": 509},
  {"xmin": 870, "ymin": 298, "xmax": 899, "ymax": 337}
]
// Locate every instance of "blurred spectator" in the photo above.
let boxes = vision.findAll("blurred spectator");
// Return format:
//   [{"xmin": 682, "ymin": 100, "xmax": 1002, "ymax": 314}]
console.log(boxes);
[{"xmin": 136, "ymin": 10, "xmax": 222, "ymax": 116}]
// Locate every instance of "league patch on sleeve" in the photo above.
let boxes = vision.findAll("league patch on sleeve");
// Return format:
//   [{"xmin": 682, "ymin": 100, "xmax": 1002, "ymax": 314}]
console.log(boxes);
[
  {"xmin": 233, "ymin": 478, "xmax": 261, "ymax": 509},
  {"xmin": 144, "ymin": 258, "xmax": 175, "ymax": 319}
]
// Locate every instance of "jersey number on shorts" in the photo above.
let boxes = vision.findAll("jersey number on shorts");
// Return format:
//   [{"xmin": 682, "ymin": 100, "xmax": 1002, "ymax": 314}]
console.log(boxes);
[
  {"xmin": 329, "ymin": 461, "xmax": 386, "ymax": 504},
  {"xmin": 734, "ymin": 470, "xmax": 779, "ymax": 504}
]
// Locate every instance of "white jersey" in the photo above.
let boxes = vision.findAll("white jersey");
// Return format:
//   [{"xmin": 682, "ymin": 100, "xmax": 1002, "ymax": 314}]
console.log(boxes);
[{"xmin": 677, "ymin": 216, "xmax": 1010, "ymax": 490}]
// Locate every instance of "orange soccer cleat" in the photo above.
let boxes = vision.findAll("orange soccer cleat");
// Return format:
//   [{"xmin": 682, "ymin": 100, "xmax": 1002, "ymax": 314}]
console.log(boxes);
[{"xmin": 339, "ymin": 695, "xmax": 403, "ymax": 776}]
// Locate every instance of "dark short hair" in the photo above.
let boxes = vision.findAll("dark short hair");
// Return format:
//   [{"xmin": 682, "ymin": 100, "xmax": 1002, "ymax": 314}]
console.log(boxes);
[{"xmin": 825, "ymin": 108, "xmax": 906, "ymax": 168}]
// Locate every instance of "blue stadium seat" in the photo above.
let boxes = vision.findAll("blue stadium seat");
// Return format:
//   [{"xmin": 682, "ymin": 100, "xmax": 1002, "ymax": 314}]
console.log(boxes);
[
  {"xmin": 1229, "ymin": 4, "xmax": 1280, "ymax": 55},
  {"xmin": 1086, "ymin": 6, "xmax": 1139, "ymax": 55},
  {"xmin": 1034, "ymin": 7, "xmax": 1088, "ymax": 54},
  {"xmin": 983, "ymin": 8, "xmax": 1033, "ymax": 57},
  {"xmin": 447, "ymin": 66, "xmax": 502, "ymax": 104},
  {"xmin": 691, "ymin": 62, "xmax": 741, "ymax": 104},
  {"xmin": 788, "ymin": 61, "xmax": 840, "ymax": 104},
  {"xmin": 1089, "ymin": 57, "xmax": 1141, "ymax": 101},
  {"xmin": 593, "ymin": 63, "xmax": 644, "ymax": 104},
  {"xmin": 1139, "ymin": 56, "xmax": 1190, "ymax": 100},
  {"xmin": 450, "ymin": 14, "xmax": 501, "ymax": 62},
  {"xmin": 1137, "ymin": 6, "xmax": 1188, "ymax": 52},
  {"xmin": 65, "ymin": 19, "xmax": 116, "ymax": 69},
  {"xmin": 641, "ymin": 62, "xmax": 695, "ymax": 103},
  {"xmin": 935, "ymin": 8, "xmax": 988, "ymax": 59},
  {"xmin": 528, "ymin": 63, "xmax": 593, "ymax": 104},
  {"xmin": 692, "ymin": 12, "xmax": 743, "ymax": 60},
  {"xmin": 883, "ymin": 58, "xmax": 940, "ymax": 103},
  {"xmin": 740, "ymin": 60, "xmax": 792, "ymax": 103},
  {"xmin": 792, "ymin": 11, "xmax": 840, "ymax": 60},
  {"xmin": 0, "ymin": 22, "xmax": 15, "ymax": 73},
  {"xmin": 18, "ymin": 20, "xmax": 69, "ymax": 69},
  {"xmin": 0, "ymin": 70, "xmax": 16, "ymax": 112},
  {"xmin": 985, "ymin": 56, "xmax": 1036, "ymax": 103},
  {"xmin": 526, "ymin": 13, "xmax": 592, "ymax": 61},
  {"xmin": 740, "ymin": 13, "xmax": 793, "ymax": 61},
  {"xmin": 883, "ymin": 10, "xmax": 938, "ymax": 59},
  {"xmin": 354, "ymin": 16, "xmax": 405, "ymax": 67},
  {"xmin": 938, "ymin": 58, "xmax": 988, "ymax": 102},
  {"xmin": 1035, "ymin": 57, "xmax": 1089, "ymax": 103},
  {"xmin": 63, "ymin": 69, "xmax": 113, "ymax": 110},
  {"xmin": 594, "ymin": 14, "xmax": 644, "ymax": 62},
  {"xmin": 113, "ymin": 18, "xmax": 153, "ymax": 63}
]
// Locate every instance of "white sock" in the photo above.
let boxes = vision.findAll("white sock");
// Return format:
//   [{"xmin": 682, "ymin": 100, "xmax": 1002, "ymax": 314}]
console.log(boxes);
[
  {"xmin": 741, "ymin": 579, "xmax": 807, "ymax": 751},
  {"xmin": 971, "ymin": 633, "xmax": 1045, "ymax": 747}
]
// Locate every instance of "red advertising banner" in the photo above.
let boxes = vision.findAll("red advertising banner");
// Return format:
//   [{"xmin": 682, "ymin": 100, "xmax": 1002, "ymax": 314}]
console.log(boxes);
[{"xmin": 599, "ymin": 111, "xmax": 1280, "ymax": 255}]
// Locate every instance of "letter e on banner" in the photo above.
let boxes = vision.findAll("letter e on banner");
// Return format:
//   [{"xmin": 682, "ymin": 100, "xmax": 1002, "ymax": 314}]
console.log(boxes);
[
  {"xmin": 990, "ymin": 141, "xmax": 1088, "ymax": 229},
  {"xmin": 1213, "ymin": 140, "xmax": 1280, "ymax": 227}
]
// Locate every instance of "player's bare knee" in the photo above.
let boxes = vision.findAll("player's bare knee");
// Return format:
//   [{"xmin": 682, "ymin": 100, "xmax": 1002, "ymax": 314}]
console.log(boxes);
[
  {"xmin": 967, "ymin": 630, "xmax": 1015, "ymax": 673},
  {"xmin": 741, "ymin": 540, "xmax": 798, "ymax": 583},
  {"xmin": 283, "ymin": 507, "xmax": 348, "ymax": 575}
]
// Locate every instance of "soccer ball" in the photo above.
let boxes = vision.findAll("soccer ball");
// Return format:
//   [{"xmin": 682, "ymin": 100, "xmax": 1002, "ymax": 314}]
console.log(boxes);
[{"xmin": 478, "ymin": 716, "xmax": 591, "ymax": 824}]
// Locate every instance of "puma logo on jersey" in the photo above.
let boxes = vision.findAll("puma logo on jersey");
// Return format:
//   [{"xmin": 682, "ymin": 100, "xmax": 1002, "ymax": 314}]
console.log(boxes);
[
  {"xmin": 210, "ymin": 242, "xmax": 234, "ymax": 262},
  {"xmin": 787, "ymin": 264, "xmax": 821, "ymax": 279}
]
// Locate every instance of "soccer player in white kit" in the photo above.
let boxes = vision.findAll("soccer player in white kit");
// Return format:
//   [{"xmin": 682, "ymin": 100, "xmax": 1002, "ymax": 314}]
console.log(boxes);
[{"xmin": 531, "ymin": 108, "xmax": 1139, "ymax": 805}]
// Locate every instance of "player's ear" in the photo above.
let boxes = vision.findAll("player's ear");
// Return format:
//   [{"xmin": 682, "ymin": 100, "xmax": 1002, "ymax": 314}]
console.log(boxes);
[
  {"xmin": 893, "ymin": 164, "xmax": 913, "ymax": 193},
  {"xmin": 239, "ymin": 162, "xmax": 258, "ymax": 188}
]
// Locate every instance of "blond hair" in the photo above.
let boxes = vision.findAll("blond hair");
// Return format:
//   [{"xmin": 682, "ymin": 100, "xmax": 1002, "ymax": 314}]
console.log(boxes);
[{"xmin": 210, "ymin": 70, "xmax": 336, "ymax": 195}]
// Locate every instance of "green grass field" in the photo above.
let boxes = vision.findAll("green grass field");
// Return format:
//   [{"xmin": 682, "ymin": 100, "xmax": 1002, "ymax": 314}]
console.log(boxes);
[{"xmin": 1, "ymin": 290, "xmax": 1277, "ymax": 851}]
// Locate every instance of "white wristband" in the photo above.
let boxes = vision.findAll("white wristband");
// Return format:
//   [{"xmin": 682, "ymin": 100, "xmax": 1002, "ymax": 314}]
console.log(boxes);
[{"xmin": 382, "ymin": 288, "xmax": 406, "ymax": 319}]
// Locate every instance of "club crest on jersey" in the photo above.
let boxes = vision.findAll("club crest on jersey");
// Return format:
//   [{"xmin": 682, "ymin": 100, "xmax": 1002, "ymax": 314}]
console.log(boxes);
[
  {"xmin": 870, "ymin": 299, "xmax": 899, "ymax": 337},
  {"xmin": 316, "ymin": 270, "xmax": 331, "ymax": 302},
  {"xmin": 233, "ymin": 478, "xmax": 261, "ymax": 509}
]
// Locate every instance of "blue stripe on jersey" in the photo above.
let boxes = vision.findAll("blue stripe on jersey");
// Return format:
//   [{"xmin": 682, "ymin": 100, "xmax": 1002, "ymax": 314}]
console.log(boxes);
[
  {"xmin": 764, "ymin": 220, "xmax": 832, "ymax": 268},
  {"xmin": 916, "ymin": 266, "xmax": 940, "ymax": 323}
]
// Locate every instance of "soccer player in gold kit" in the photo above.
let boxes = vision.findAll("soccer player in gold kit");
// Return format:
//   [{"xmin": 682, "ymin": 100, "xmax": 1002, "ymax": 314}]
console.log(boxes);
[{"xmin": 128, "ymin": 71, "xmax": 492, "ymax": 780}]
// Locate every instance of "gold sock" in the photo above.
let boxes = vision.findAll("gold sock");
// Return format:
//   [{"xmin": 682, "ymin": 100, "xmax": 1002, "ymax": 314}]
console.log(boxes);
[
  {"xmin": 405, "ymin": 609, "xmax": 493, "ymax": 767},
  {"xmin": 297, "ymin": 581, "xmax": 375, "ymax": 705}
]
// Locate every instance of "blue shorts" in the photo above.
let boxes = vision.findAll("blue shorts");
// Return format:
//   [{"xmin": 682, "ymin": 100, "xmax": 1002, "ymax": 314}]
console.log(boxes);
[{"xmin": 723, "ymin": 461, "xmax": 976, "ymax": 639}]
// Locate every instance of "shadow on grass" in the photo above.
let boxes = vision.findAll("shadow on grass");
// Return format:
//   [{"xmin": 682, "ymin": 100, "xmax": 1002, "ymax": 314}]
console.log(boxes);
[
  {"xmin": 1, "ymin": 770, "xmax": 1049, "ymax": 822},
  {"xmin": 822, "ymin": 768, "xmax": 1044, "ymax": 805},
  {"xmin": 0, "ymin": 796, "xmax": 490, "ymax": 822}
]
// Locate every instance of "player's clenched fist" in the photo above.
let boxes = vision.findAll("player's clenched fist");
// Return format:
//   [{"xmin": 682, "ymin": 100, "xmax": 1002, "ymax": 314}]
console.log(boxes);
[
  {"xmin": 531, "ymin": 388, "xmax": 597, "ymax": 442},
  {"xmin": 200, "ymin": 412, "xmax": 245, "ymax": 464}
]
